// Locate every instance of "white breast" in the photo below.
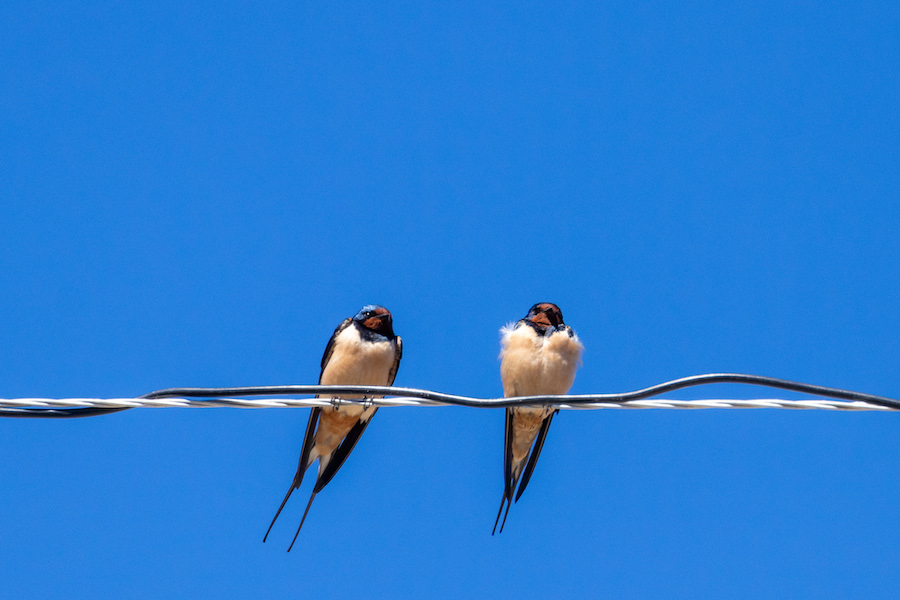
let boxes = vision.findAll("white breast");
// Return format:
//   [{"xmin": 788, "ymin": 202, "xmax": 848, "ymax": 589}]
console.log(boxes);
[
  {"xmin": 499, "ymin": 323, "xmax": 583, "ymax": 397},
  {"xmin": 319, "ymin": 324, "xmax": 397, "ymax": 399}
]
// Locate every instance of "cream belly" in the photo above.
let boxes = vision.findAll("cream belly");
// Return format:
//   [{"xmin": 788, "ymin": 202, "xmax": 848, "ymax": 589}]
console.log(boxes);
[
  {"xmin": 509, "ymin": 406, "xmax": 552, "ymax": 463},
  {"xmin": 500, "ymin": 324, "xmax": 584, "ymax": 468},
  {"xmin": 314, "ymin": 324, "xmax": 396, "ymax": 459},
  {"xmin": 314, "ymin": 406, "xmax": 374, "ymax": 458}
]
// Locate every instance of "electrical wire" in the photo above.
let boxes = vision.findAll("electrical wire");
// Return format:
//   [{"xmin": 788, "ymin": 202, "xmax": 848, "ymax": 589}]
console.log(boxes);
[{"xmin": 1, "ymin": 373, "xmax": 897, "ymax": 418}]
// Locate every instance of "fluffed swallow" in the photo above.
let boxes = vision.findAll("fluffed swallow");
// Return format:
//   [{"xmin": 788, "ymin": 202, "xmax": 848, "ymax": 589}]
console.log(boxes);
[
  {"xmin": 493, "ymin": 302, "xmax": 583, "ymax": 534},
  {"xmin": 264, "ymin": 305, "xmax": 402, "ymax": 551}
]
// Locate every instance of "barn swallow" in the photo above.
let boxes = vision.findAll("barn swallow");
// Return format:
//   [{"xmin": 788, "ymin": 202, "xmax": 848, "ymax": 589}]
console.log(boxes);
[
  {"xmin": 263, "ymin": 305, "xmax": 402, "ymax": 551},
  {"xmin": 493, "ymin": 302, "xmax": 583, "ymax": 534}
]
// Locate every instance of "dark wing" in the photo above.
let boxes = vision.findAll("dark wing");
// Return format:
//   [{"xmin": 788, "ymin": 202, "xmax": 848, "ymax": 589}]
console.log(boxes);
[
  {"xmin": 319, "ymin": 317, "xmax": 353, "ymax": 382},
  {"xmin": 263, "ymin": 407, "xmax": 322, "ymax": 542},
  {"xmin": 293, "ymin": 407, "xmax": 322, "ymax": 488},
  {"xmin": 264, "ymin": 317, "xmax": 356, "ymax": 547},
  {"xmin": 514, "ymin": 410, "xmax": 557, "ymax": 502},
  {"xmin": 492, "ymin": 408, "xmax": 515, "ymax": 535},
  {"xmin": 386, "ymin": 335, "xmax": 402, "ymax": 386},
  {"xmin": 503, "ymin": 408, "xmax": 516, "ymax": 500},
  {"xmin": 313, "ymin": 410, "xmax": 378, "ymax": 493}
]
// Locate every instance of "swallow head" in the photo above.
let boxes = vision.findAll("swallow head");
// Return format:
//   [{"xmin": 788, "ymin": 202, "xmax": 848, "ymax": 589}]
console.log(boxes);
[
  {"xmin": 524, "ymin": 302, "xmax": 565, "ymax": 334},
  {"xmin": 353, "ymin": 304, "xmax": 395, "ymax": 338}
]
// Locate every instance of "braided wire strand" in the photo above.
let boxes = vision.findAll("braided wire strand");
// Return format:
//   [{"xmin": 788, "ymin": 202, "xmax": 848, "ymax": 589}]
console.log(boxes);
[{"xmin": 1, "ymin": 373, "xmax": 898, "ymax": 418}]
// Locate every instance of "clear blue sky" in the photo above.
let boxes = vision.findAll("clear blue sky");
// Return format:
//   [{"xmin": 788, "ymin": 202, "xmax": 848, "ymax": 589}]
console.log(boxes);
[{"xmin": 2, "ymin": 1, "xmax": 899, "ymax": 598}]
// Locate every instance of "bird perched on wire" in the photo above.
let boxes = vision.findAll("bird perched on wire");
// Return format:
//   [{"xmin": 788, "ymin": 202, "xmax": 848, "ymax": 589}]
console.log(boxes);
[
  {"xmin": 493, "ymin": 302, "xmax": 583, "ymax": 534},
  {"xmin": 264, "ymin": 305, "xmax": 402, "ymax": 551}
]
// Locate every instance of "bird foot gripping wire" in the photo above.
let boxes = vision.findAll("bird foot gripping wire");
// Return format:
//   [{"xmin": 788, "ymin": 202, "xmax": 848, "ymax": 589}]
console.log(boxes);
[{"xmin": 327, "ymin": 395, "xmax": 376, "ymax": 410}]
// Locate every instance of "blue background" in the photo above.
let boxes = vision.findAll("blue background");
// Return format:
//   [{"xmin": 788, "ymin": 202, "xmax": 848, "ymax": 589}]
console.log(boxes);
[{"xmin": 2, "ymin": 1, "xmax": 899, "ymax": 598}]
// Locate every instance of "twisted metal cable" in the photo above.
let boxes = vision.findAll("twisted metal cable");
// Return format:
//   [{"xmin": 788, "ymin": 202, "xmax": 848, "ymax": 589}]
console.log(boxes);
[{"xmin": 1, "ymin": 373, "xmax": 898, "ymax": 418}]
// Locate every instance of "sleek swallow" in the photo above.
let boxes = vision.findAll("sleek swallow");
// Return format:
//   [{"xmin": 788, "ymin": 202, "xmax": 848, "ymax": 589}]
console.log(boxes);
[
  {"xmin": 264, "ymin": 305, "xmax": 402, "ymax": 551},
  {"xmin": 493, "ymin": 302, "xmax": 583, "ymax": 534}
]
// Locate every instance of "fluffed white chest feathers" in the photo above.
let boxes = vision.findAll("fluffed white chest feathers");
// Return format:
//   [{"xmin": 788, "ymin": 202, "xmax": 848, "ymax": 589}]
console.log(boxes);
[{"xmin": 499, "ymin": 323, "xmax": 583, "ymax": 398}]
